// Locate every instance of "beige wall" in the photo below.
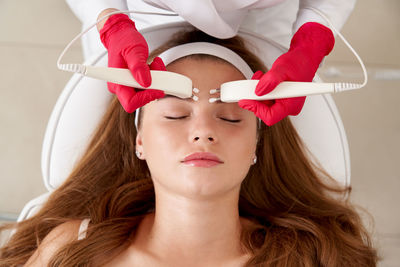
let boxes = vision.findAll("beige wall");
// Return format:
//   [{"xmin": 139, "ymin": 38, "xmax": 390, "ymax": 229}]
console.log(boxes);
[{"xmin": 1, "ymin": 0, "xmax": 399, "ymax": 265}]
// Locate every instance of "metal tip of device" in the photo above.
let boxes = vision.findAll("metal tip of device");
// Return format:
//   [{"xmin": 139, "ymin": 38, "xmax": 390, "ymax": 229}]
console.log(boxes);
[
  {"xmin": 193, "ymin": 88, "xmax": 200, "ymax": 93},
  {"xmin": 192, "ymin": 95, "xmax": 199, "ymax": 101},
  {"xmin": 209, "ymin": 97, "xmax": 220, "ymax": 103},
  {"xmin": 209, "ymin": 88, "xmax": 220, "ymax": 94}
]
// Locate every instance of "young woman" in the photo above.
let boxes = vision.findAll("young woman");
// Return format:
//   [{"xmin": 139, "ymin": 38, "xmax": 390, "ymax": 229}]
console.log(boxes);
[{"xmin": 0, "ymin": 30, "xmax": 378, "ymax": 266}]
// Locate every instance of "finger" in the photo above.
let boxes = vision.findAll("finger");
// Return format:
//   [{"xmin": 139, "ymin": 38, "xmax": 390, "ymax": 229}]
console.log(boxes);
[
  {"xmin": 107, "ymin": 53, "xmax": 128, "ymax": 69},
  {"xmin": 263, "ymin": 100, "xmax": 290, "ymax": 125},
  {"xmin": 114, "ymin": 84, "xmax": 137, "ymax": 113},
  {"xmin": 150, "ymin": 57, "xmax": 166, "ymax": 71},
  {"xmin": 255, "ymin": 69, "xmax": 284, "ymax": 96},
  {"xmin": 130, "ymin": 63, "xmax": 152, "ymax": 88},
  {"xmin": 129, "ymin": 89, "xmax": 165, "ymax": 111},
  {"xmin": 251, "ymin": 70, "xmax": 264, "ymax": 80},
  {"xmin": 238, "ymin": 99, "xmax": 274, "ymax": 125},
  {"xmin": 238, "ymin": 99, "xmax": 258, "ymax": 112},
  {"xmin": 280, "ymin": 96, "xmax": 306, "ymax": 116},
  {"xmin": 239, "ymin": 99, "xmax": 286, "ymax": 126},
  {"xmin": 124, "ymin": 44, "xmax": 152, "ymax": 88},
  {"xmin": 237, "ymin": 99, "xmax": 274, "ymax": 125},
  {"xmin": 107, "ymin": 82, "xmax": 118, "ymax": 94}
]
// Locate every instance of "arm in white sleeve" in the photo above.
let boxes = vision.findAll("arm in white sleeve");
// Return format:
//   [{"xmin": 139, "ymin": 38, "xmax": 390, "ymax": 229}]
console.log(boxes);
[
  {"xmin": 294, "ymin": 0, "xmax": 357, "ymax": 34},
  {"xmin": 65, "ymin": 0, "xmax": 128, "ymax": 26},
  {"xmin": 65, "ymin": 0, "xmax": 129, "ymax": 60}
]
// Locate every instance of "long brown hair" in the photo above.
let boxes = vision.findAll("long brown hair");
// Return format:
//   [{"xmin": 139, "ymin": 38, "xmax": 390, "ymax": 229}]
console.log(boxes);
[{"xmin": 1, "ymin": 29, "xmax": 378, "ymax": 266}]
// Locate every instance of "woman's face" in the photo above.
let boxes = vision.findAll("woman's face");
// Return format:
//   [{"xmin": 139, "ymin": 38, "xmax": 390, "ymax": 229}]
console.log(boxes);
[{"xmin": 136, "ymin": 57, "xmax": 258, "ymax": 198}]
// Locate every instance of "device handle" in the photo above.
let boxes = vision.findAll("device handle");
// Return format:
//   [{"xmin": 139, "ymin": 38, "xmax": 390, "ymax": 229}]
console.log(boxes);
[
  {"xmin": 220, "ymin": 80, "xmax": 335, "ymax": 102},
  {"xmin": 84, "ymin": 66, "xmax": 193, "ymax": 98}
]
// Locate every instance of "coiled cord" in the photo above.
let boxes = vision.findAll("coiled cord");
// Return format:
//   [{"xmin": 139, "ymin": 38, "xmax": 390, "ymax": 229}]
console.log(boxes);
[{"xmin": 304, "ymin": 6, "xmax": 368, "ymax": 92}]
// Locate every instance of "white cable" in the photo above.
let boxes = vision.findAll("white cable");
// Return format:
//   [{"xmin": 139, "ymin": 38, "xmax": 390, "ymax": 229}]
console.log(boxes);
[
  {"xmin": 303, "ymin": 6, "xmax": 368, "ymax": 92},
  {"xmin": 56, "ymin": 10, "xmax": 178, "ymax": 73}
]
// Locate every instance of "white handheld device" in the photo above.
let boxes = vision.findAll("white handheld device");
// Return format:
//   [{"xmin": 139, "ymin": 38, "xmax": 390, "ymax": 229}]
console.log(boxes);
[
  {"xmin": 83, "ymin": 66, "xmax": 193, "ymax": 98},
  {"xmin": 76, "ymin": 65, "xmax": 363, "ymax": 102},
  {"xmin": 219, "ymin": 80, "xmax": 363, "ymax": 102}
]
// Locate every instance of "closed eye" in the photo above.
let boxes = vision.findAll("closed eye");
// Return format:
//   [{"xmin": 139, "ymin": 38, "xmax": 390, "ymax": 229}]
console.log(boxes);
[
  {"xmin": 165, "ymin": 116, "xmax": 241, "ymax": 123},
  {"xmin": 220, "ymin": 118, "xmax": 241, "ymax": 123},
  {"xmin": 164, "ymin": 116, "xmax": 187, "ymax": 120}
]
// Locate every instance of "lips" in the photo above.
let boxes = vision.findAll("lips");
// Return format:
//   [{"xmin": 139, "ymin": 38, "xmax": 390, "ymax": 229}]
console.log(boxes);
[{"xmin": 183, "ymin": 152, "xmax": 223, "ymax": 163}]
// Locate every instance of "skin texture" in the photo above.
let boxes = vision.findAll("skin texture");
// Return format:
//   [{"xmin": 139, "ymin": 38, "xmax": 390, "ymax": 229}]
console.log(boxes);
[{"xmin": 132, "ymin": 58, "xmax": 258, "ymax": 266}]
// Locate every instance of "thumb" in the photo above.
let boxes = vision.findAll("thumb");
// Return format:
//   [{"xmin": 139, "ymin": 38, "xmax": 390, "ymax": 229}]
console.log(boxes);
[
  {"xmin": 124, "ymin": 42, "xmax": 151, "ymax": 88},
  {"xmin": 130, "ymin": 62, "xmax": 152, "ymax": 88}
]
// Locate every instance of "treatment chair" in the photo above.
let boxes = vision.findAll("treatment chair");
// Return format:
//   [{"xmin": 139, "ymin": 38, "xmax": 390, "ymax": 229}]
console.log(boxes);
[{"xmin": 17, "ymin": 22, "xmax": 350, "ymax": 222}]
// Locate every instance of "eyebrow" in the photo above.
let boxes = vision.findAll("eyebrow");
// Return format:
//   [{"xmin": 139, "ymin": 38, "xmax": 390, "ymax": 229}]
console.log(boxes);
[{"xmin": 162, "ymin": 95, "xmax": 189, "ymax": 100}]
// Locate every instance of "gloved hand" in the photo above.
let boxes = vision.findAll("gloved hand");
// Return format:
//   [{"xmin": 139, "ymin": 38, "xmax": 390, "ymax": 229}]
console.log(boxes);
[
  {"xmin": 238, "ymin": 22, "xmax": 335, "ymax": 126},
  {"xmin": 100, "ymin": 13, "xmax": 165, "ymax": 113}
]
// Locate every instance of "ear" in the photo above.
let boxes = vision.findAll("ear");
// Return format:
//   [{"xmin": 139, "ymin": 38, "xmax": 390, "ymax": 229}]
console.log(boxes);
[
  {"xmin": 136, "ymin": 130, "xmax": 144, "ymax": 158},
  {"xmin": 256, "ymin": 120, "xmax": 260, "ymax": 145}
]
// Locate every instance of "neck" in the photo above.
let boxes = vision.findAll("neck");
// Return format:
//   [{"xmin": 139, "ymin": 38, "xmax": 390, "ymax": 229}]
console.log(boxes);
[{"xmin": 132, "ymin": 185, "xmax": 251, "ymax": 265}]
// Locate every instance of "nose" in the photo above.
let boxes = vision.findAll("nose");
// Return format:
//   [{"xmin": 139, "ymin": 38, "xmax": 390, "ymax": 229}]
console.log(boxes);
[{"xmin": 189, "ymin": 115, "xmax": 218, "ymax": 144}]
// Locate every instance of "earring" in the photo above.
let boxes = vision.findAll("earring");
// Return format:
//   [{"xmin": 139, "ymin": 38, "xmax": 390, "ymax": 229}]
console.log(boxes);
[
  {"xmin": 135, "ymin": 150, "xmax": 142, "ymax": 159},
  {"xmin": 253, "ymin": 155, "xmax": 257, "ymax": 164}
]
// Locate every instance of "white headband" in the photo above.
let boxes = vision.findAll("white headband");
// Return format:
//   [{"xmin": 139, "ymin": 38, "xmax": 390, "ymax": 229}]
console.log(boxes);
[{"xmin": 134, "ymin": 42, "xmax": 257, "ymax": 129}]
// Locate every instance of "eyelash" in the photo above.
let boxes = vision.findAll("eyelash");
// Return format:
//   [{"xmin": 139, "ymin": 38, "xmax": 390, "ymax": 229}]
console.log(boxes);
[{"xmin": 165, "ymin": 116, "xmax": 241, "ymax": 123}]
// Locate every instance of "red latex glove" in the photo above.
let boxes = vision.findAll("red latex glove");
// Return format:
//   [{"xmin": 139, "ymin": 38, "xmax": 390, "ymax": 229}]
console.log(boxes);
[
  {"xmin": 100, "ymin": 14, "xmax": 165, "ymax": 113},
  {"xmin": 238, "ymin": 22, "xmax": 335, "ymax": 126}
]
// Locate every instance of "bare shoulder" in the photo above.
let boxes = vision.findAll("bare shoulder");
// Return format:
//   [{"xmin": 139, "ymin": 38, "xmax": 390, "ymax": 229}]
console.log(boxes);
[{"xmin": 24, "ymin": 220, "xmax": 82, "ymax": 266}]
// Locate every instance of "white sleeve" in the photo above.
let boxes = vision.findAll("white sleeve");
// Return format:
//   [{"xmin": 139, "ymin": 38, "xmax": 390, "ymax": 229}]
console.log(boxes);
[
  {"xmin": 294, "ymin": 0, "xmax": 357, "ymax": 33},
  {"xmin": 140, "ymin": 0, "xmax": 248, "ymax": 38},
  {"xmin": 65, "ymin": 0, "xmax": 129, "ymax": 25},
  {"xmin": 65, "ymin": 0, "xmax": 129, "ymax": 60}
]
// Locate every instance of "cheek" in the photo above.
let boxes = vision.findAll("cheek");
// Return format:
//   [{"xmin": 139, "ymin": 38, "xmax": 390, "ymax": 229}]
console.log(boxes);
[
  {"xmin": 228, "ymin": 129, "xmax": 257, "ymax": 162},
  {"xmin": 142, "ymin": 122, "xmax": 183, "ymax": 159},
  {"xmin": 230, "ymin": 121, "xmax": 258, "ymax": 167}
]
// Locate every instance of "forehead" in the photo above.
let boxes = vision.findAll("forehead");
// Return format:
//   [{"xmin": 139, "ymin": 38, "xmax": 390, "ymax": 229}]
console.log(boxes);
[
  {"xmin": 167, "ymin": 57, "xmax": 245, "ymax": 84},
  {"xmin": 161, "ymin": 57, "xmax": 245, "ymax": 103}
]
